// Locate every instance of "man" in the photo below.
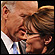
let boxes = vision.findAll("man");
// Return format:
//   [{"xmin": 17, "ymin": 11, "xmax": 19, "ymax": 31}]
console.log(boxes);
[{"xmin": 1, "ymin": 1, "xmax": 38, "ymax": 54}]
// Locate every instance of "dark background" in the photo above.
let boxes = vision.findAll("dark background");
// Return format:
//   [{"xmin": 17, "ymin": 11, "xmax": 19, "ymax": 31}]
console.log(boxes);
[
  {"xmin": 38, "ymin": 0, "xmax": 54, "ymax": 8},
  {"xmin": 1, "ymin": 0, "xmax": 54, "ymax": 54}
]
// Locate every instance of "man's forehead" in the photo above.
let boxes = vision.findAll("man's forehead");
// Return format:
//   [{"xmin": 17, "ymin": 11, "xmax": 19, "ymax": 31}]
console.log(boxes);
[
  {"xmin": 15, "ymin": 1, "xmax": 38, "ymax": 15},
  {"xmin": 16, "ymin": 1, "xmax": 38, "ymax": 6},
  {"xmin": 16, "ymin": 1, "xmax": 38, "ymax": 8}
]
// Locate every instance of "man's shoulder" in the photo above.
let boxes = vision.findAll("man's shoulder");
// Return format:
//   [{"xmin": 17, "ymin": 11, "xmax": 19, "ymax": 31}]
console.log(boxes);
[
  {"xmin": 19, "ymin": 40, "xmax": 27, "ymax": 54},
  {"xmin": 1, "ymin": 39, "xmax": 9, "ymax": 54}
]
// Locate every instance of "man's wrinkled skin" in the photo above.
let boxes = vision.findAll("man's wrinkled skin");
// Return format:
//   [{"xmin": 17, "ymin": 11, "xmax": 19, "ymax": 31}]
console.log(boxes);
[{"xmin": 1, "ymin": 1, "xmax": 38, "ymax": 42}]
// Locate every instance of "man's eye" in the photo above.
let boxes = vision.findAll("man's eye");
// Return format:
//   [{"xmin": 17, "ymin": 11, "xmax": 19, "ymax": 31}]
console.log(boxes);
[
  {"xmin": 20, "ymin": 14, "xmax": 27, "ymax": 17},
  {"xmin": 21, "ymin": 15, "xmax": 26, "ymax": 17}
]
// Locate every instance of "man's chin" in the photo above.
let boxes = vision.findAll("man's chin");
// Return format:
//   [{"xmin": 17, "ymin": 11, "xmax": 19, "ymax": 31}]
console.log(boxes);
[{"xmin": 16, "ymin": 34, "xmax": 26, "ymax": 40}]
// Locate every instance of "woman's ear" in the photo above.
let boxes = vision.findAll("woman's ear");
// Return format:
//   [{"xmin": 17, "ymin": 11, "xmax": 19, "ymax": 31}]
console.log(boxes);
[
  {"xmin": 44, "ymin": 35, "xmax": 52, "ymax": 45},
  {"xmin": 3, "ymin": 6, "xmax": 9, "ymax": 19}
]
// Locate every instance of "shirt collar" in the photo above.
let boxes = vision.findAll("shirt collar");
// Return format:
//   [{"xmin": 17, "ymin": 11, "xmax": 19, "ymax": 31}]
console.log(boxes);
[
  {"xmin": 15, "ymin": 42, "xmax": 18, "ymax": 48},
  {"xmin": 1, "ymin": 31, "xmax": 13, "ymax": 51}
]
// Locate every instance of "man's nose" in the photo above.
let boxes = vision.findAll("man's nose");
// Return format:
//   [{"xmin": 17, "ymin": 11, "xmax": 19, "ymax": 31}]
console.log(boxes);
[{"xmin": 21, "ymin": 16, "xmax": 27, "ymax": 25}]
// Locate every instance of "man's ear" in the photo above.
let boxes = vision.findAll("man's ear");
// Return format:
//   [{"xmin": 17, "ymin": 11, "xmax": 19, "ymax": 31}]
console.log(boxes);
[
  {"xmin": 3, "ymin": 6, "xmax": 9, "ymax": 19},
  {"xmin": 44, "ymin": 35, "xmax": 52, "ymax": 45}
]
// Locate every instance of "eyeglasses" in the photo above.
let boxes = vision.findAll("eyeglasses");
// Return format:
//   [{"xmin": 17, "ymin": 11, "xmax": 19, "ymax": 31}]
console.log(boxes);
[
  {"xmin": 26, "ymin": 32, "xmax": 42, "ymax": 35},
  {"xmin": 26, "ymin": 30, "xmax": 54, "ymax": 37}
]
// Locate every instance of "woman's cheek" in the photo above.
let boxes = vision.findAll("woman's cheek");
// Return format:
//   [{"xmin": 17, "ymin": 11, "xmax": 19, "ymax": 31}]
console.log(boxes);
[
  {"xmin": 26, "ymin": 44, "xmax": 32, "ymax": 53},
  {"xmin": 32, "ymin": 40, "xmax": 44, "ymax": 53}
]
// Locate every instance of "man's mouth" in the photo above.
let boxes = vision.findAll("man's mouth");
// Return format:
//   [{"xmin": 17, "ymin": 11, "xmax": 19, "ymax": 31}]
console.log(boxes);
[
  {"xmin": 15, "ymin": 26, "xmax": 26, "ymax": 36},
  {"xmin": 19, "ymin": 28, "xmax": 26, "ymax": 32},
  {"xmin": 19, "ymin": 27, "xmax": 26, "ymax": 35}
]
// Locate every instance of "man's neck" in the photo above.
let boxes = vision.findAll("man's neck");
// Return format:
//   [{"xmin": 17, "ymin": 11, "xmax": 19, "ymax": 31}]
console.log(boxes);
[
  {"xmin": 1, "ymin": 19, "xmax": 8, "ymax": 35},
  {"xmin": 1, "ymin": 19, "xmax": 13, "ymax": 42}
]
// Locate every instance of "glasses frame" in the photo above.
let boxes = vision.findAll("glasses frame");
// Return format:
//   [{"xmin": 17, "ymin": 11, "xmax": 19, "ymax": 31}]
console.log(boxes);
[{"xmin": 26, "ymin": 32, "xmax": 53, "ymax": 36}]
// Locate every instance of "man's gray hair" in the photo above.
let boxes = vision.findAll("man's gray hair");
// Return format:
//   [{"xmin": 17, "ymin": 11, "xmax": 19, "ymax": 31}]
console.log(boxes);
[
  {"xmin": 1, "ymin": 1, "xmax": 16, "ymax": 19},
  {"xmin": 1, "ymin": 1, "xmax": 16, "ymax": 12}
]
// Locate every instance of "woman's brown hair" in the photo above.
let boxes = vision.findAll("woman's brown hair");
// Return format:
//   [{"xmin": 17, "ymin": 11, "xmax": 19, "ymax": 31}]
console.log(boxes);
[
  {"xmin": 24, "ymin": 6, "xmax": 54, "ymax": 35},
  {"xmin": 24, "ymin": 6, "xmax": 54, "ymax": 54}
]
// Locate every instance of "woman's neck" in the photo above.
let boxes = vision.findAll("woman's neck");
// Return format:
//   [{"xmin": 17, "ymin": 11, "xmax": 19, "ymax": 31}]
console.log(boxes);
[{"xmin": 41, "ymin": 46, "xmax": 47, "ymax": 54}]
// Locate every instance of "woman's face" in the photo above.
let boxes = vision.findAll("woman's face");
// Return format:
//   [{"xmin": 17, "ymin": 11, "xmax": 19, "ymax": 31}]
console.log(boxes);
[{"xmin": 26, "ymin": 24, "xmax": 45, "ymax": 54}]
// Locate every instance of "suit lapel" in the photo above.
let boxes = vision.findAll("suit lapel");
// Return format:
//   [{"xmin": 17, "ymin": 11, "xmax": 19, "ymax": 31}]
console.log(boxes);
[{"xmin": 19, "ymin": 40, "xmax": 28, "ymax": 54}]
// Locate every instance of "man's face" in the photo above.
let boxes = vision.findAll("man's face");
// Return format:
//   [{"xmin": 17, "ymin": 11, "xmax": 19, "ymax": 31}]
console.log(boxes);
[{"xmin": 5, "ymin": 1, "xmax": 38, "ymax": 41}]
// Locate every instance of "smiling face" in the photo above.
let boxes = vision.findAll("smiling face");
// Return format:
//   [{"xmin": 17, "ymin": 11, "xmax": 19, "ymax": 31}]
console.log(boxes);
[
  {"xmin": 26, "ymin": 24, "xmax": 45, "ymax": 54},
  {"xmin": 24, "ymin": 6, "xmax": 54, "ymax": 54},
  {"xmin": 2, "ymin": 1, "xmax": 38, "ymax": 42}
]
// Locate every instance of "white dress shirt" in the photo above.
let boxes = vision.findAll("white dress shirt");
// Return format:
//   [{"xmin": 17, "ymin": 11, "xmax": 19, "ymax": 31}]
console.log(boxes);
[{"xmin": 1, "ymin": 31, "xmax": 21, "ymax": 54}]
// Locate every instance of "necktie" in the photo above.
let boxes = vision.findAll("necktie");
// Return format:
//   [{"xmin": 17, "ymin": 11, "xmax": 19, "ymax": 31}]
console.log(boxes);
[{"xmin": 13, "ymin": 42, "xmax": 19, "ymax": 54}]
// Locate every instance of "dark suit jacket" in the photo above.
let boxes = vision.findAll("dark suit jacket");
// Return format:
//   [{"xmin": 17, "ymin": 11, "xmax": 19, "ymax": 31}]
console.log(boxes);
[
  {"xmin": 1, "ymin": 39, "xmax": 26, "ymax": 54},
  {"xmin": 1, "ymin": 39, "xmax": 9, "ymax": 54}
]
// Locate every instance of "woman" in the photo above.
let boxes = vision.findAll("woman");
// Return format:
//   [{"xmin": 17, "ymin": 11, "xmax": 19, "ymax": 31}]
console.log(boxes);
[{"xmin": 24, "ymin": 6, "xmax": 54, "ymax": 54}]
